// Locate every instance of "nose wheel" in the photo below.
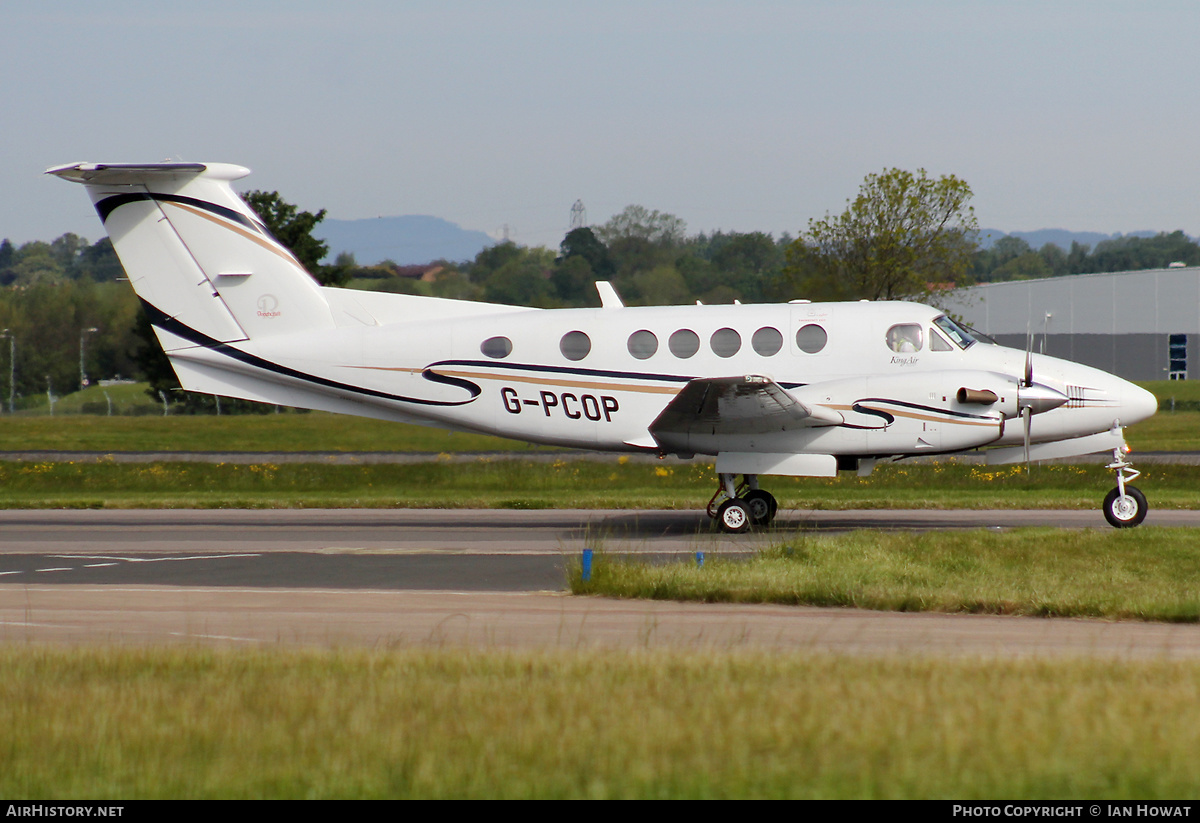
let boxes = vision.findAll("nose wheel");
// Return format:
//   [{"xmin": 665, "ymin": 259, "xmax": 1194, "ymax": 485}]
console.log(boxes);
[
  {"xmin": 707, "ymin": 473, "xmax": 778, "ymax": 532},
  {"xmin": 1104, "ymin": 447, "xmax": 1147, "ymax": 528}
]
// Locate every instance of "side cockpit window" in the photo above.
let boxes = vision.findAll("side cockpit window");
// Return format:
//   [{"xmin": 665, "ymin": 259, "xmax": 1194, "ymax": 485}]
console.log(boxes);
[
  {"xmin": 930, "ymin": 329, "xmax": 954, "ymax": 351},
  {"xmin": 886, "ymin": 324, "xmax": 923, "ymax": 353},
  {"xmin": 933, "ymin": 315, "xmax": 977, "ymax": 349}
]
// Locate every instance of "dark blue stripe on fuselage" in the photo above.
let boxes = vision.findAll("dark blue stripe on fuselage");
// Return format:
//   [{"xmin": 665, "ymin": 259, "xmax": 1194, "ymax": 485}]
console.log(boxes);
[{"xmin": 426, "ymin": 358, "xmax": 806, "ymax": 391}]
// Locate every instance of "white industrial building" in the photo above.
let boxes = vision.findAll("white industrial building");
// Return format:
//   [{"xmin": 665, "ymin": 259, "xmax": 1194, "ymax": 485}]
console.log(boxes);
[{"xmin": 947, "ymin": 266, "xmax": 1198, "ymax": 381}]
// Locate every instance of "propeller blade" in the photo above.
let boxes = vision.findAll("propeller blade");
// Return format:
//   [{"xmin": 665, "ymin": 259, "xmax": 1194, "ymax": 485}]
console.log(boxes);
[
  {"xmin": 1024, "ymin": 323, "xmax": 1033, "ymax": 387},
  {"xmin": 1022, "ymin": 405, "xmax": 1032, "ymax": 474}
]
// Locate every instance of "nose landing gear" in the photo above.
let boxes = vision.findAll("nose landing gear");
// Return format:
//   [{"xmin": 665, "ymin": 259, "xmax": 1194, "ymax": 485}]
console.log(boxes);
[
  {"xmin": 707, "ymin": 473, "xmax": 778, "ymax": 533},
  {"xmin": 1103, "ymin": 446, "xmax": 1147, "ymax": 528}
]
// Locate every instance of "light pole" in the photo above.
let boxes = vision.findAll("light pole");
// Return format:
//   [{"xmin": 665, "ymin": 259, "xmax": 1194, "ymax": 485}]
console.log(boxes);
[
  {"xmin": 79, "ymin": 327, "xmax": 98, "ymax": 391},
  {"xmin": 0, "ymin": 329, "xmax": 13, "ymax": 414}
]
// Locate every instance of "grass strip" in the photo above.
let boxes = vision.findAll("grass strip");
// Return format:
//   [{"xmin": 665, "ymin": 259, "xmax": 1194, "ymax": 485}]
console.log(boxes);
[
  {"xmin": 0, "ymin": 458, "xmax": 1196, "ymax": 509},
  {"xmin": 573, "ymin": 527, "xmax": 1200, "ymax": 621},
  {"xmin": 0, "ymin": 412, "xmax": 544, "ymax": 454},
  {"xmin": 0, "ymin": 458, "xmax": 1199, "ymax": 510},
  {"xmin": 2, "ymin": 646, "xmax": 1200, "ymax": 799}
]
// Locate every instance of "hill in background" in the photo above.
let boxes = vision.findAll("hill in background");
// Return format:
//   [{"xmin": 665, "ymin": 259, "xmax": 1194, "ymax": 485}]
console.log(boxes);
[{"xmin": 318, "ymin": 215, "xmax": 494, "ymax": 266}]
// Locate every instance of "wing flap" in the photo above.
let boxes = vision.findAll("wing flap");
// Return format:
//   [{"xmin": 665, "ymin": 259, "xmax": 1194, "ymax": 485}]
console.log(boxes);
[{"xmin": 648, "ymin": 375, "xmax": 842, "ymax": 452}]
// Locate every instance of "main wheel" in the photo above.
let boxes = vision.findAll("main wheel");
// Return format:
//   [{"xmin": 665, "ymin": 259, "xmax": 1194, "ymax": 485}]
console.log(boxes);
[
  {"xmin": 743, "ymin": 489, "xmax": 778, "ymax": 526},
  {"xmin": 1103, "ymin": 485, "xmax": 1148, "ymax": 528},
  {"xmin": 716, "ymin": 499, "xmax": 751, "ymax": 534}
]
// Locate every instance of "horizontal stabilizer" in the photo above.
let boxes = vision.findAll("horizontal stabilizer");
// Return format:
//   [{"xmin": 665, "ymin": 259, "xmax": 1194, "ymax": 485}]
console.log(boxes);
[{"xmin": 46, "ymin": 162, "xmax": 211, "ymax": 185}]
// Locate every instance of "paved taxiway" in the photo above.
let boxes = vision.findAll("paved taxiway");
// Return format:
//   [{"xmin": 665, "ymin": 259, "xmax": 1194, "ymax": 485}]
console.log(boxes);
[
  {"xmin": 3, "ymin": 507, "xmax": 1200, "ymax": 654},
  {"xmin": 5, "ymin": 507, "xmax": 1200, "ymax": 557}
]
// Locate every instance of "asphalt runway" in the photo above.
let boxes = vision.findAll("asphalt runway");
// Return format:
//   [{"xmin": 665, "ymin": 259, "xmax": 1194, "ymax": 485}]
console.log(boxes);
[
  {"xmin": 5, "ymin": 507, "xmax": 1200, "ymax": 559},
  {"xmin": 3, "ymin": 507, "xmax": 1200, "ymax": 655}
]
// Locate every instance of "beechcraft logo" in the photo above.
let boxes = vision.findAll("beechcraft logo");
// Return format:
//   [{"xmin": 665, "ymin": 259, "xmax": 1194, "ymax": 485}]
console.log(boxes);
[{"xmin": 256, "ymin": 294, "xmax": 281, "ymax": 318}]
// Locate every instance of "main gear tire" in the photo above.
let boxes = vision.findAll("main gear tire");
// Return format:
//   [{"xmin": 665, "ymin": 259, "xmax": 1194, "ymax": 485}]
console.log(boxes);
[
  {"xmin": 716, "ymin": 499, "xmax": 751, "ymax": 534},
  {"xmin": 743, "ymin": 489, "xmax": 778, "ymax": 526}
]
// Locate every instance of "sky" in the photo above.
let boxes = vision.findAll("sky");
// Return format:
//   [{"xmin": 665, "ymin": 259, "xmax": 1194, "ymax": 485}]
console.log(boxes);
[{"xmin": 6, "ymin": 0, "xmax": 1200, "ymax": 249}]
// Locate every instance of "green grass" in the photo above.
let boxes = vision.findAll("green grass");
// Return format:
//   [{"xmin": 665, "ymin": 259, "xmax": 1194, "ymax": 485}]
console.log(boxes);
[
  {"xmin": 1142, "ymin": 379, "xmax": 1200, "ymax": 404},
  {"xmin": 2, "ymin": 646, "xmax": 1200, "ymax": 799},
  {"xmin": 1126, "ymin": 411, "xmax": 1200, "ymax": 452},
  {"xmin": 0, "ymin": 458, "xmax": 1198, "ymax": 510},
  {"xmin": 41, "ymin": 381, "xmax": 154, "ymax": 414},
  {"xmin": 0, "ymin": 411, "xmax": 543, "ymax": 453},
  {"xmin": 573, "ymin": 527, "xmax": 1200, "ymax": 621},
  {"xmin": 0, "ymin": 380, "xmax": 1192, "ymax": 453}
]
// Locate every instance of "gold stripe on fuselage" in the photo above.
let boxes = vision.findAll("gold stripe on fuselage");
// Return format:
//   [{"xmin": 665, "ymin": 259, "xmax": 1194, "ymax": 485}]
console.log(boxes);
[
  {"xmin": 351, "ymin": 365, "xmax": 684, "ymax": 396},
  {"xmin": 827, "ymin": 403, "xmax": 999, "ymax": 427}
]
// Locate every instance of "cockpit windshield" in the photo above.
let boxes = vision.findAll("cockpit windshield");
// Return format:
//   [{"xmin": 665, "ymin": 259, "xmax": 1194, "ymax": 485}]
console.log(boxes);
[{"xmin": 932, "ymin": 315, "xmax": 980, "ymax": 349}]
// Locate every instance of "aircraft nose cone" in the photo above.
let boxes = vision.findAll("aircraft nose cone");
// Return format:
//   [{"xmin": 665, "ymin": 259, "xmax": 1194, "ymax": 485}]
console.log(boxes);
[{"xmin": 1120, "ymin": 383, "xmax": 1158, "ymax": 426}]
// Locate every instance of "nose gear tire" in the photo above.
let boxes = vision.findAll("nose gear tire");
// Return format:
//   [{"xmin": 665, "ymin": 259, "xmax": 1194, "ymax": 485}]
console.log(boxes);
[{"xmin": 1103, "ymin": 485, "xmax": 1147, "ymax": 528}]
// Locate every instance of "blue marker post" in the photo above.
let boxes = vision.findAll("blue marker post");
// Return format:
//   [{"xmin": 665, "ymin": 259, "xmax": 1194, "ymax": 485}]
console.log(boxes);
[
  {"xmin": 582, "ymin": 548, "xmax": 593, "ymax": 582},
  {"xmin": 696, "ymin": 551, "xmax": 704, "ymax": 568}
]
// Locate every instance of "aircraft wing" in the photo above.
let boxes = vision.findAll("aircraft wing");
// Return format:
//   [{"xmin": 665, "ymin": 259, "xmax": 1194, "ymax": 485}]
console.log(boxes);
[{"xmin": 648, "ymin": 375, "xmax": 842, "ymax": 452}]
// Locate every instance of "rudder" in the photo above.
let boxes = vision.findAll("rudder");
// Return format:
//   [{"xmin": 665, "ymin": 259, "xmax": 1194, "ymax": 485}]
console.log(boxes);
[{"xmin": 47, "ymin": 162, "xmax": 335, "ymax": 348}]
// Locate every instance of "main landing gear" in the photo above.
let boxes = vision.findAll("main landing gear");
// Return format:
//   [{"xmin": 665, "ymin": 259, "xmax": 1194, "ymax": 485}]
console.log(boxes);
[
  {"xmin": 1103, "ymin": 446, "xmax": 1147, "ymax": 528},
  {"xmin": 707, "ymin": 472, "xmax": 778, "ymax": 533}
]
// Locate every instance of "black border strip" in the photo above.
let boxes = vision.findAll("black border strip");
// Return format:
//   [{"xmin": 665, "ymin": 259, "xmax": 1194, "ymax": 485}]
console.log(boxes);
[
  {"xmin": 96, "ymin": 193, "xmax": 260, "ymax": 232},
  {"xmin": 855, "ymin": 396, "xmax": 999, "ymax": 422}
]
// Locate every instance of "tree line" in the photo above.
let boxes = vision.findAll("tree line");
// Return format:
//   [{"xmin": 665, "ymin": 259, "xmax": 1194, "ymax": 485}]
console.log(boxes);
[
  {"xmin": 971, "ymin": 231, "xmax": 1200, "ymax": 282},
  {"xmin": 3, "ymin": 169, "xmax": 1197, "ymax": 410}
]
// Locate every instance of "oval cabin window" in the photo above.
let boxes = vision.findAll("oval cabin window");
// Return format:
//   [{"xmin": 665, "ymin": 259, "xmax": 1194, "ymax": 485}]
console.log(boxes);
[
  {"xmin": 669, "ymin": 329, "xmax": 700, "ymax": 359},
  {"xmin": 751, "ymin": 327, "xmax": 783, "ymax": 356},
  {"xmin": 481, "ymin": 336, "xmax": 512, "ymax": 359},
  {"xmin": 560, "ymin": 330, "xmax": 592, "ymax": 361},
  {"xmin": 795, "ymin": 324, "xmax": 828, "ymax": 354},
  {"xmin": 627, "ymin": 330, "xmax": 658, "ymax": 360}
]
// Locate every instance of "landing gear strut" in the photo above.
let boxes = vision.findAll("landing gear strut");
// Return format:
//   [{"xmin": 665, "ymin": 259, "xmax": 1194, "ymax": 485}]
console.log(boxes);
[
  {"xmin": 1103, "ymin": 446, "xmax": 1147, "ymax": 528},
  {"xmin": 707, "ymin": 473, "xmax": 778, "ymax": 533}
]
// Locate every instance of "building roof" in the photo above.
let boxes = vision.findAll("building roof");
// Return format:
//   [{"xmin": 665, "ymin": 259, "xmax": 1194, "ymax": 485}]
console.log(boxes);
[{"xmin": 947, "ymin": 266, "xmax": 1200, "ymax": 335}]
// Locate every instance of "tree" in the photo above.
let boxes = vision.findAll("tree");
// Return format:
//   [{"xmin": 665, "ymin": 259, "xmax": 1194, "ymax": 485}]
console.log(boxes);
[
  {"xmin": 78, "ymin": 237, "xmax": 125, "ymax": 282},
  {"xmin": 481, "ymin": 247, "xmax": 557, "ymax": 307},
  {"xmin": 240, "ymin": 190, "xmax": 348, "ymax": 287},
  {"xmin": 468, "ymin": 241, "xmax": 524, "ymax": 283},
  {"xmin": 553, "ymin": 227, "xmax": 614, "ymax": 306},
  {"xmin": 595, "ymin": 205, "xmax": 687, "ymax": 247},
  {"xmin": 782, "ymin": 168, "xmax": 978, "ymax": 303},
  {"xmin": 558, "ymin": 227, "xmax": 615, "ymax": 278}
]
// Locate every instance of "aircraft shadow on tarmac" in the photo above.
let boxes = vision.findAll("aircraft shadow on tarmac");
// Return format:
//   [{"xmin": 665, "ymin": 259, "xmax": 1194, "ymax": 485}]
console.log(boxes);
[{"xmin": 558, "ymin": 509, "xmax": 982, "ymax": 542}]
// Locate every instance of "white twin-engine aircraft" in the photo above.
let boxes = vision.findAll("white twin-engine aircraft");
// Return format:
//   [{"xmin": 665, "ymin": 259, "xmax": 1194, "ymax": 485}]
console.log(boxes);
[{"xmin": 49, "ymin": 162, "xmax": 1159, "ymax": 531}]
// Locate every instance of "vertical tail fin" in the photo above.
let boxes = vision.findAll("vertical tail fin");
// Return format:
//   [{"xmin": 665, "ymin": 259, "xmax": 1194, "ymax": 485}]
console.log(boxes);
[{"xmin": 47, "ymin": 162, "xmax": 335, "ymax": 349}]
